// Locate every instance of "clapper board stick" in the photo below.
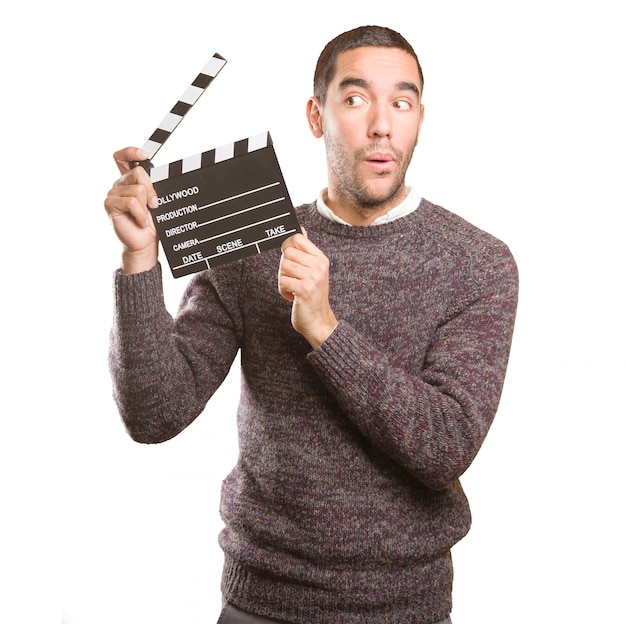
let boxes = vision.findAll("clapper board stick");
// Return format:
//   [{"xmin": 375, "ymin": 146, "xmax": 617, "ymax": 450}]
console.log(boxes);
[{"xmin": 130, "ymin": 53, "xmax": 227, "ymax": 172}]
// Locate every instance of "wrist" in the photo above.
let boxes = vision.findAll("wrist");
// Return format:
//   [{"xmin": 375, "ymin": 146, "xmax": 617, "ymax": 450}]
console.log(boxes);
[
  {"xmin": 306, "ymin": 318, "xmax": 338, "ymax": 350},
  {"xmin": 121, "ymin": 248, "xmax": 158, "ymax": 274}
]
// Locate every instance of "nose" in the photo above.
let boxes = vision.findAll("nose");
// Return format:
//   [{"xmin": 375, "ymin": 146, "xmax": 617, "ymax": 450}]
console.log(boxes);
[{"xmin": 367, "ymin": 102, "xmax": 392, "ymax": 139}]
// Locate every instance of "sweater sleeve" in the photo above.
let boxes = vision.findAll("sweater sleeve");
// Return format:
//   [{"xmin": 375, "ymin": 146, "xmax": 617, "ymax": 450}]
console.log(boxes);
[
  {"xmin": 108, "ymin": 263, "xmax": 242, "ymax": 443},
  {"xmin": 306, "ymin": 241, "xmax": 519, "ymax": 490}
]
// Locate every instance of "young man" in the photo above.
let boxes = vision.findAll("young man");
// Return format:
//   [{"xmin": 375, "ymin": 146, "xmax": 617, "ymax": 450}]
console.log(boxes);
[{"xmin": 105, "ymin": 26, "xmax": 518, "ymax": 624}]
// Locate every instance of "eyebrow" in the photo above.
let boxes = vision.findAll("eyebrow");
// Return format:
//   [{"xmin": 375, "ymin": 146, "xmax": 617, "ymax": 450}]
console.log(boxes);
[{"xmin": 338, "ymin": 77, "xmax": 421, "ymax": 97}]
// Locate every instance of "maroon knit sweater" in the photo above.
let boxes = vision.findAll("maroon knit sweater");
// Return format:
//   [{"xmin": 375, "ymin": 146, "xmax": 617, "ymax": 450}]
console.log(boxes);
[{"xmin": 109, "ymin": 198, "xmax": 518, "ymax": 624}]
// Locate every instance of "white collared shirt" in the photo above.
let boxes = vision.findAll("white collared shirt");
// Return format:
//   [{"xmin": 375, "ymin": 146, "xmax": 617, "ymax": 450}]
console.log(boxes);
[{"xmin": 316, "ymin": 186, "xmax": 421, "ymax": 225}]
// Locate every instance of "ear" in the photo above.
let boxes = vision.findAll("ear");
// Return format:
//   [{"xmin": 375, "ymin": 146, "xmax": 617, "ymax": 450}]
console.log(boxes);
[{"xmin": 306, "ymin": 97, "xmax": 324, "ymax": 138}]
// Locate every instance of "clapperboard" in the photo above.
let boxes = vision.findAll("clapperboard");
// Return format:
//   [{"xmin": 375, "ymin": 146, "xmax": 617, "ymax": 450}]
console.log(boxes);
[{"xmin": 132, "ymin": 53, "xmax": 300, "ymax": 278}]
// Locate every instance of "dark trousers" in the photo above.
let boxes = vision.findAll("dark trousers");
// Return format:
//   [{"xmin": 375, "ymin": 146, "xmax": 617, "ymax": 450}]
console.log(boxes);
[
  {"xmin": 217, "ymin": 604, "xmax": 290, "ymax": 623},
  {"xmin": 217, "ymin": 603, "xmax": 453, "ymax": 624}
]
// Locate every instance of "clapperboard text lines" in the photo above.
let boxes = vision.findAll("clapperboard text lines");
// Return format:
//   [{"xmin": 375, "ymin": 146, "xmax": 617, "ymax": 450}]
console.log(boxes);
[
  {"xmin": 197, "ymin": 203, "xmax": 288, "ymax": 239},
  {"xmin": 156, "ymin": 182, "xmax": 281, "ymax": 223},
  {"xmin": 155, "ymin": 178, "xmax": 297, "ymax": 272},
  {"xmin": 172, "ymin": 216, "xmax": 298, "ymax": 273}
]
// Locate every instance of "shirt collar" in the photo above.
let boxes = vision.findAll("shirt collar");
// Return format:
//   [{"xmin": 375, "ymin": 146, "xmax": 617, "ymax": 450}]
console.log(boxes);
[{"xmin": 316, "ymin": 187, "xmax": 421, "ymax": 225}]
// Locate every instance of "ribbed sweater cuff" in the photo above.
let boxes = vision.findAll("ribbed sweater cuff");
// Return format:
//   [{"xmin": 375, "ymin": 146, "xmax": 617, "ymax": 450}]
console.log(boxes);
[
  {"xmin": 113, "ymin": 263, "xmax": 166, "ymax": 321},
  {"xmin": 307, "ymin": 320, "xmax": 386, "ymax": 398}
]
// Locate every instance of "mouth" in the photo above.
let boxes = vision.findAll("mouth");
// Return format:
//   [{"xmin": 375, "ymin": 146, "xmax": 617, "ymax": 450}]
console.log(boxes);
[
  {"xmin": 366, "ymin": 152, "xmax": 395, "ymax": 163},
  {"xmin": 364, "ymin": 152, "xmax": 396, "ymax": 172}
]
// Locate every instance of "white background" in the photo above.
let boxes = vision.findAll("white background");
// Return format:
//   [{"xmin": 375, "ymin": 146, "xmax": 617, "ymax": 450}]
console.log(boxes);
[{"xmin": 1, "ymin": 1, "xmax": 624, "ymax": 622}]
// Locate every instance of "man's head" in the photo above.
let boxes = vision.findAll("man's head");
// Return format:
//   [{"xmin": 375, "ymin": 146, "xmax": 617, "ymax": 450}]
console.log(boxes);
[
  {"xmin": 307, "ymin": 26, "xmax": 425, "ymax": 225},
  {"xmin": 313, "ymin": 26, "xmax": 424, "ymax": 105}
]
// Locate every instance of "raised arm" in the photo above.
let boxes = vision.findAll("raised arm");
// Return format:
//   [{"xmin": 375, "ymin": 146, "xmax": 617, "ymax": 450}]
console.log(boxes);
[{"xmin": 106, "ymin": 148, "xmax": 241, "ymax": 443}]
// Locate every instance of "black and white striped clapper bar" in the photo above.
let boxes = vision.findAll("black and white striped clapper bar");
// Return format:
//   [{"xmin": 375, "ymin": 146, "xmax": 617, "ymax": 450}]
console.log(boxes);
[
  {"xmin": 130, "ymin": 53, "xmax": 301, "ymax": 278},
  {"xmin": 142, "ymin": 53, "xmax": 227, "ymax": 161}
]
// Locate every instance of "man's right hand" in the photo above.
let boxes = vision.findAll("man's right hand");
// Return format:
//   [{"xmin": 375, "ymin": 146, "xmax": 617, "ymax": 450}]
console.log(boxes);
[{"xmin": 104, "ymin": 147, "xmax": 160, "ymax": 274}]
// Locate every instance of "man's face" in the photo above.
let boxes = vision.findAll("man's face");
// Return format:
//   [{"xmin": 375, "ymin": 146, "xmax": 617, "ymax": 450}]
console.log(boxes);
[{"xmin": 308, "ymin": 46, "xmax": 425, "ymax": 224}]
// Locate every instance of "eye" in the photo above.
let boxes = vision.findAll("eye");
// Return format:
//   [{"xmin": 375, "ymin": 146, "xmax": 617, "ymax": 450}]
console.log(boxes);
[
  {"xmin": 346, "ymin": 94, "xmax": 365, "ymax": 107},
  {"xmin": 393, "ymin": 99, "xmax": 412, "ymax": 110}
]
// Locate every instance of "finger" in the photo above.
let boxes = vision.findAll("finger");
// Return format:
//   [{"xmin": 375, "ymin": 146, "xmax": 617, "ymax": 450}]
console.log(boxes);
[
  {"xmin": 105, "ymin": 185, "xmax": 151, "ymax": 227},
  {"xmin": 106, "ymin": 196, "xmax": 149, "ymax": 228},
  {"xmin": 277, "ymin": 256, "xmax": 296, "ymax": 301},
  {"xmin": 279, "ymin": 250, "xmax": 314, "ymax": 275},
  {"xmin": 278, "ymin": 253, "xmax": 324, "ymax": 293},
  {"xmin": 281, "ymin": 231, "xmax": 319, "ymax": 255},
  {"xmin": 108, "ymin": 181, "xmax": 149, "ymax": 206},
  {"xmin": 281, "ymin": 243, "xmax": 329, "ymax": 276},
  {"xmin": 278, "ymin": 274, "xmax": 298, "ymax": 301},
  {"xmin": 281, "ymin": 232, "xmax": 302, "ymax": 253},
  {"xmin": 280, "ymin": 231, "xmax": 316, "ymax": 252},
  {"xmin": 113, "ymin": 147, "xmax": 151, "ymax": 175},
  {"xmin": 113, "ymin": 166, "xmax": 159, "ymax": 208},
  {"xmin": 115, "ymin": 161, "xmax": 151, "ymax": 186},
  {"xmin": 278, "ymin": 257, "xmax": 302, "ymax": 283}
]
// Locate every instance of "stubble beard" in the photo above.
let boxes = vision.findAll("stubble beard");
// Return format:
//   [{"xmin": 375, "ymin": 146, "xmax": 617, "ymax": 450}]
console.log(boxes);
[{"xmin": 325, "ymin": 134, "xmax": 414, "ymax": 221}]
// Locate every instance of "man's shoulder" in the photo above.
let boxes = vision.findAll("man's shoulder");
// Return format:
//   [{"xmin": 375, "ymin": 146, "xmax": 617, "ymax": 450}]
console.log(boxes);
[
  {"xmin": 295, "ymin": 201, "xmax": 317, "ymax": 222},
  {"xmin": 419, "ymin": 198, "xmax": 515, "ymax": 264}
]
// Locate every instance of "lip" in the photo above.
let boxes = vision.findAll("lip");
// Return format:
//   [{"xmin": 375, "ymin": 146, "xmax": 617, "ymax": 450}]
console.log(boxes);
[
  {"xmin": 364, "ymin": 152, "xmax": 396, "ymax": 171},
  {"xmin": 366, "ymin": 152, "xmax": 395, "ymax": 163}
]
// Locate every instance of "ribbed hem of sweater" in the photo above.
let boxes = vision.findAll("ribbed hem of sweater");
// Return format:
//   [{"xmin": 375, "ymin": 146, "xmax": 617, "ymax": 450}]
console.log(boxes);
[{"xmin": 221, "ymin": 554, "xmax": 452, "ymax": 624}]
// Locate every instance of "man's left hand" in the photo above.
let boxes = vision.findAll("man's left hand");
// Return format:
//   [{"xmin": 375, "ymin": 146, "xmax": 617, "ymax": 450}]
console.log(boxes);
[{"xmin": 278, "ymin": 230, "xmax": 338, "ymax": 348}]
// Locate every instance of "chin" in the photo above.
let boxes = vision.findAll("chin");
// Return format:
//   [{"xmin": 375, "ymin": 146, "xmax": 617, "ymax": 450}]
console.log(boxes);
[{"xmin": 361, "ymin": 182, "xmax": 405, "ymax": 207}]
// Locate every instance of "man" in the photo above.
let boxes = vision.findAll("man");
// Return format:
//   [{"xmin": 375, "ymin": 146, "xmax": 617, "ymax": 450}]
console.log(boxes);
[{"xmin": 105, "ymin": 26, "xmax": 518, "ymax": 624}]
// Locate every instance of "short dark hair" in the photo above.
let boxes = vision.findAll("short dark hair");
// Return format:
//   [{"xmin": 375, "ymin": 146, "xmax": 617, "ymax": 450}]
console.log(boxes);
[{"xmin": 313, "ymin": 25, "xmax": 424, "ymax": 104}]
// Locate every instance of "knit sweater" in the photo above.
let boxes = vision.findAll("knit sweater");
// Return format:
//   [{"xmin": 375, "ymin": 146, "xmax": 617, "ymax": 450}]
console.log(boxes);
[{"xmin": 109, "ymin": 198, "xmax": 518, "ymax": 624}]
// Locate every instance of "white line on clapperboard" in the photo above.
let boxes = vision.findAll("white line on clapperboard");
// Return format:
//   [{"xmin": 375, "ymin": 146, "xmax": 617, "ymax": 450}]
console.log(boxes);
[
  {"xmin": 193, "ymin": 181, "xmax": 280, "ymax": 219},
  {"xmin": 201, "ymin": 211, "xmax": 292, "ymax": 243},
  {"xmin": 167, "ymin": 178, "xmax": 296, "ymax": 272},
  {"xmin": 172, "ymin": 225, "xmax": 298, "ymax": 272},
  {"xmin": 199, "ymin": 205, "xmax": 289, "ymax": 241},
  {"xmin": 175, "ymin": 180, "xmax": 291, "ymax": 248}
]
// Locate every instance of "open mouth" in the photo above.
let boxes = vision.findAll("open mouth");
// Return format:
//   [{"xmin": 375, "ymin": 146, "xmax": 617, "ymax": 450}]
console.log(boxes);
[
  {"xmin": 367, "ymin": 152, "xmax": 394, "ymax": 164},
  {"xmin": 365, "ymin": 153, "xmax": 395, "ymax": 172}
]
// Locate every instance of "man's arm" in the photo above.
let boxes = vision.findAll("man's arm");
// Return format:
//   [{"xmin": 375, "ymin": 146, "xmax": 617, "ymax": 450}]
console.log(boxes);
[
  {"xmin": 280, "ymin": 232, "xmax": 518, "ymax": 490},
  {"xmin": 109, "ymin": 264, "xmax": 242, "ymax": 443},
  {"xmin": 105, "ymin": 148, "xmax": 241, "ymax": 443}
]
